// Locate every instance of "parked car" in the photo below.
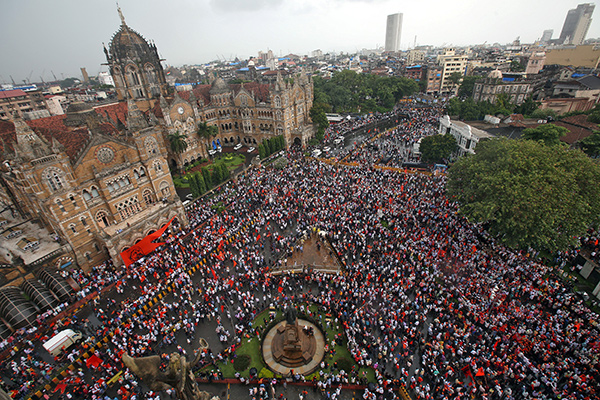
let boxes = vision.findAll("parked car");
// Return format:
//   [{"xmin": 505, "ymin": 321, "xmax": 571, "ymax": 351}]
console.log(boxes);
[
  {"xmin": 234, "ymin": 143, "xmax": 242, "ymax": 150},
  {"xmin": 247, "ymin": 147, "xmax": 255, "ymax": 153}
]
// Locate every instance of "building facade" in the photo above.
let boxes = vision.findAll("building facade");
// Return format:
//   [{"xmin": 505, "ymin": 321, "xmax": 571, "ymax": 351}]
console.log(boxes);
[
  {"xmin": 473, "ymin": 78, "xmax": 533, "ymax": 105},
  {"xmin": 439, "ymin": 115, "xmax": 493, "ymax": 156},
  {"xmin": 0, "ymin": 101, "xmax": 186, "ymax": 271},
  {"xmin": 0, "ymin": 90, "xmax": 48, "ymax": 121},
  {"xmin": 384, "ymin": 13, "xmax": 403, "ymax": 53},
  {"xmin": 559, "ymin": 3, "xmax": 595, "ymax": 45},
  {"xmin": 437, "ymin": 49, "xmax": 468, "ymax": 94},
  {"xmin": 158, "ymin": 73, "xmax": 315, "ymax": 170}
]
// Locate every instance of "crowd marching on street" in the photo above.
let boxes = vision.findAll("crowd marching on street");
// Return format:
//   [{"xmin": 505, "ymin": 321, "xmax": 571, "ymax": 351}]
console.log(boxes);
[{"xmin": 0, "ymin": 101, "xmax": 598, "ymax": 400}]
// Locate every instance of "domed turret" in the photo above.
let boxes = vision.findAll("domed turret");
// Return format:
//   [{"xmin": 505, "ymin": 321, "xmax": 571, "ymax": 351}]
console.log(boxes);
[{"xmin": 105, "ymin": 5, "xmax": 168, "ymax": 101}]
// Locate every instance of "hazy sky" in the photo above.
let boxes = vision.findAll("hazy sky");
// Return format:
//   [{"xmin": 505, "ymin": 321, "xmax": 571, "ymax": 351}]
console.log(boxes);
[{"xmin": 1, "ymin": 0, "xmax": 599, "ymax": 83}]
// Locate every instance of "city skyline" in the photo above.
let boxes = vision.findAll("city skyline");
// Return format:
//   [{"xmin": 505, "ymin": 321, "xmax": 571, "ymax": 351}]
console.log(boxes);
[{"xmin": 1, "ymin": 0, "xmax": 599, "ymax": 83}]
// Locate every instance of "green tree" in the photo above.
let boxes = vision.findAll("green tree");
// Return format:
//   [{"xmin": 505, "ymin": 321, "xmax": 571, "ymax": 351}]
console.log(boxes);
[
  {"xmin": 167, "ymin": 131, "xmax": 188, "ymax": 154},
  {"xmin": 448, "ymin": 72, "xmax": 463, "ymax": 94},
  {"xmin": 514, "ymin": 96, "xmax": 540, "ymax": 117},
  {"xmin": 457, "ymin": 76, "xmax": 481, "ymax": 98},
  {"xmin": 196, "ymin": 172, "xmax": 207, "ymax": 194},
  {"xmin": 201, "ymin": 167, "xmax": 212, "ymax": 190},
  {"xmin": 510, "ymin": 60, "xmax": 525, "ymax": 72},
  {"xmin": 197, "ymin": 122, "xmax": 219, "ymax": 139},
  {"xmin": 530, "ymin": 108, "xmax": 558, "ymax": 120},
  {"xmin": 219, "ymin": 163, "xmax": 230, "ymax": 181},
  {"xmin": 258, "ymin": 143, "xmax": 266, "ymax": 159},
  {"xmin": 447, "ymin": 138, "xmax": 600, "ymax": 251},
  {"xmin": 587, "ymin": 111, "xmax": 600, "ymax": 124},
  {"xmin": 309, "ymin": 105, "xmax": 329, "ymax": 131},
  {"xmin": 419, "ymin": 134, "xmax": 457, "ymax": 164},
  {"xmin": 522, "ymin": 124, "xmax": 568, "ymax": 146},
  {"xmin": 579, "ymin": 131, "xmax": 600, "ymax": 157},
  {"xmin": 211, "ymin": 164, "xmax": 223, "ymax": 185},
  {"xmin": 189, "ymin": 173, "xmax": 200, "ymax": 198}
]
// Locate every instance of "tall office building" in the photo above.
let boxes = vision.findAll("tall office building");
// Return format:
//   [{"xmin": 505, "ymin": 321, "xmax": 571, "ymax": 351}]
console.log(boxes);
[
  {"xmin": 385, "ymin": 13, "xmax": 403, "ymax": 52},
  {"xmin": 541, "ymin": 29, "xmax": 554, "ymax": 44},
  {"xmin": 559, "ymin": 3, "xmax": 595, "ymax": 45}
]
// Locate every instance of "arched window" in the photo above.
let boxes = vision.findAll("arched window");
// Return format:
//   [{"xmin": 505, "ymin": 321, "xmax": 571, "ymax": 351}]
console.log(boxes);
[
  {"xmin": 160, "ymin": 181, "xmax": 170, "ymax": 197},
  {"xmin": 56, "ymin": 199, "xmax": 65, "ymax": 213},
  {"xmin": 133, "ymin": 170, "xmax": 140, "ymax": 179},
  {"xmin": 274, "ymin": 96, "xmax": 281, "ymax": 108},
  {"xmin": 96, "ymin": 211, "xmax": 109, "ymax": 228},
  {"xmin": 84, "ymin": 252, "xmax": 92, "ymax": 261},
  {"xmin": 153, "ymin": 160, "xmax": 162, "ymax": 173},
  {"xmin": 143, "ymin": 189, "xmax": 154, "ymax": 205},
  {"xmin": 44, "ymin": 168, "xmax": 65, "ymax": 192},
  {"xmin": 82, "ymin": 190, "xmax": 92, "ymax": 201},
  {"xmin": 139, "ymin": 167, "xmax": 146, "ymax": 177},
  {"xmin": 91, "ymin": 187, "xmax": 100, "ymax": 197},
  {"xmin": 68, "ymin": 223, "xmax": 77, "ymax": 234},
  {"xmin": 68, "ymin": 194, "xmax": 77, "ymax": 207},
  {"xmin": 80, "ymin": 217, "xmax": 87, "ymax": 227}
]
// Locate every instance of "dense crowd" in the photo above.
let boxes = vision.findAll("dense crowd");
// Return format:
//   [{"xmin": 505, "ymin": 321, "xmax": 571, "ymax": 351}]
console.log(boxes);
[{"xmin": 1, "ymin": 102, "xmax": 598, "ymax": 400}]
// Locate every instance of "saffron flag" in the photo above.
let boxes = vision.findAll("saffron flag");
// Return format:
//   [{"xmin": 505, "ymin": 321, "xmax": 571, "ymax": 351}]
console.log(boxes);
[
  {"xmin": 86, "ymin": 354, "xmax": 103, "ymax": 368},
  {"xmin": 120, "ymin": 216, "xmax": 176, "ymax": 266}
]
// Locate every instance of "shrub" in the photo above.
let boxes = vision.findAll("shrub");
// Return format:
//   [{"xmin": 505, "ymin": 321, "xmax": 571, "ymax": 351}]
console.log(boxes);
[
  {"xmin": 258, "ymin": 367, "xmax": 274, "ymax": 378},
  {"xmin": 336, "ymin": 357, "xmax": 354, "ymax": 373},
  {"xmin": 233, "ymin": 355, "xmax": 251, "ymax": 372}
]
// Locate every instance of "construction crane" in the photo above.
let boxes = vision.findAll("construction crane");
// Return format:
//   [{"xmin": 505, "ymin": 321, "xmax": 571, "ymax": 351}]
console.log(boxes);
[{"xmin": 51, "ymin": 70, "xmax": 58, "ymax": 81}]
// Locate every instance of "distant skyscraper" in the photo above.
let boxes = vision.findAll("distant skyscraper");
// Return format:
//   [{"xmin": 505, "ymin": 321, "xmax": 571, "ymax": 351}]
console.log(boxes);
[
  {"xmin": 541, "ymin": 29, "xmax": 553, "ymax": 44},
  {"xmin": 385, "ymin": 13, "xmax": 403, "ymax": 52},
  {"xmin": 559, "ymin": 3, "xmax": 595, "ymax": 45}
]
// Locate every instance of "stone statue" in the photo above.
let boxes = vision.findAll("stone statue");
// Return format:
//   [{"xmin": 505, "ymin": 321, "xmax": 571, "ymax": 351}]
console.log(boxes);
[
  {"xmin": 122, "ymin": 338, "xmax": 218, "ymax": 400},
  {"xmin": 285, "ymin": 306, "xmax": 297, "ymax": 325}
]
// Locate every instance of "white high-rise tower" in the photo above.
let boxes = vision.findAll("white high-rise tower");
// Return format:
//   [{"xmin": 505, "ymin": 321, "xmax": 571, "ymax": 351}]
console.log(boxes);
[{"xmin": 385, "ymin": 13, "xmax": 403, "ymax": 52}]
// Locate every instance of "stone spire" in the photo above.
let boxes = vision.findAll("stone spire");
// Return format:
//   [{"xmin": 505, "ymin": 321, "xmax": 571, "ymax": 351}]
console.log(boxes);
[
  {"xmin": 12, "ymin": 114, "xmax": 51, "ymax": 160},
  {"xmin": 117, "ymin": 3, "xmax": 126, "ymax": 26},
  {"xmin": 126, "ymin": 98, "xmax": 149, "ymax": 132}
]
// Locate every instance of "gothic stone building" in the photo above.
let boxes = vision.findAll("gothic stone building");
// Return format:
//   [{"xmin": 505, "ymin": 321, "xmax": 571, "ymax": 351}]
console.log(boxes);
[
  {"xmin": 103, "ymin": 10, "xmax": 315, "ymax": 170},
  {"xmin": 0, "ymin": 101, "xmax": 186, "ymax": 271},
  {"xmin": 158, "ymin": 74, "xmax": 315, "ymax": 170}
]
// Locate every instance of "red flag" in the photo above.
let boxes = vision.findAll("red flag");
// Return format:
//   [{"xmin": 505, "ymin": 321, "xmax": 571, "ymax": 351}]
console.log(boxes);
[
  {"xmin": 278, "ymin": 286, "xmax": 283, "ymax": 293},
  {"xmin": 475, "ymin": 367, "xmax": 485, "ymax": 377},
  {"xmin": 54, "ymin": 383, "xmax": 67, "ymax": 394},
  {"xmin": 120, "ymin": 217, "xmax": 175, "ymax": 266},
  {"xmin": 86, "ymin": 354, "xmax": 102, "ymax": 368}
]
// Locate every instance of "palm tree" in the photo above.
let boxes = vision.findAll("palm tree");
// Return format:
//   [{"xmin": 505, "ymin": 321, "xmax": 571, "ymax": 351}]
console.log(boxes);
[
  {"xmin": 167, "ymin": 131, "xmax": 188, "ymax": 171},
  {"xmin": 197, "ymin": 122, "xmax": 218, "ymax": 139}
]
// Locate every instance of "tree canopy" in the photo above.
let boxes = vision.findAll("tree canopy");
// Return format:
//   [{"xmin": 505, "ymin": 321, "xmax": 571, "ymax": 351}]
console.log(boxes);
[
  {"xmin": 167, "ymin": 131, "xmax": 188, "ymax": 154},
  {"xmin": 447, "ymin": 138, "xmax": 600, "ymax": 251},
  {"xmin": 313, "ymin": 71, "xmax": 418, "ymax": 113},
  {"xmin": 522, "ymin": 124, "xmax": 568, "ymax": 146},
  {"xmin": 419, "ymin": 134, "xmax": 457, "ymax": 164},
  {"xmin": 579, "ymin": 131, "xmax": 600, "ymax": 158},
  {"xmin": 197, "ymin": 122, "xmax": 219, "ymax": 139}
]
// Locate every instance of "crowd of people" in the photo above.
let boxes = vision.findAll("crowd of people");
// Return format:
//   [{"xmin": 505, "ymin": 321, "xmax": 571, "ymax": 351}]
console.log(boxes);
[{"xmin": 1, "ymin": 102, "xmax": 599, "ymax": 400}]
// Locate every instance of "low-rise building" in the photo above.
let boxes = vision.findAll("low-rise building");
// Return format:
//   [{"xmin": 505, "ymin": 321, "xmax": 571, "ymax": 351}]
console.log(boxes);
[
  {"xmin": 0, "ymin": 90, "xmax": 49, "ymax": 120},
  {"xmin": 472, "ymin": 71, "xmax": 533, "ymax": 105},
  {"xmin": 439, "ymin": 115, "xmax": 494, "ymax": 156}
]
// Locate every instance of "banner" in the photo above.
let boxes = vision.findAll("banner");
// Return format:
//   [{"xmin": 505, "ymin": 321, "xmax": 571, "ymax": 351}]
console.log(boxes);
[{"xmin": 120, "ymin": 216, "xmax": 176, "ymax": 266}]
